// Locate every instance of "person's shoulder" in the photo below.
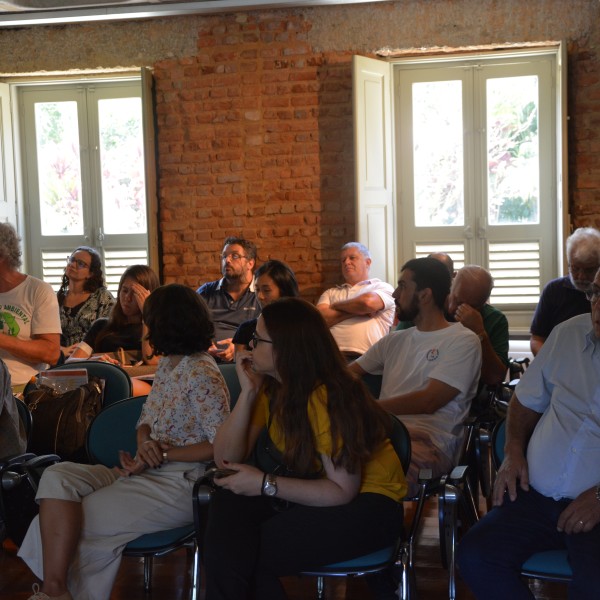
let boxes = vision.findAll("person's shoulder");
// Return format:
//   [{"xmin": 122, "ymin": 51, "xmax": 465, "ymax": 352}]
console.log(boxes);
[
  {"xmin": 482, "ymin": 303, "xmax": 508, "ymax": 323},
  {"xmin": 196, "ymin": 279, "xmax": 221, "ymax": 295},
  {"xmin": 93, "ymin": 287, "xmax": 115, "ymax": 301},
  {"xmin": 446, "ymin": 322, "xmax": 480, "ymax": 342},
  {"xmin": 553, "ymin": 312, "xmax": 591, "ymax": 335}
]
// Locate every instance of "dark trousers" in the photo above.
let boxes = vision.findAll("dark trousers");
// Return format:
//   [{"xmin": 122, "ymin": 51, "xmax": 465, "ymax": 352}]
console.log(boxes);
[
  {"xmin": 204, "ymin": 489, "xmax": 403, "ymax": 600},
  {"xmin": 456, "ymin": 486, "xmax": 600, "ymax": 600}
]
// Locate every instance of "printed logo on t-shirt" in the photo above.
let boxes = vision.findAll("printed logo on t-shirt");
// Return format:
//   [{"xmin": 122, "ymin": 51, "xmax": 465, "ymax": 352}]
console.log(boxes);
[
  {"xmin": 426, "ymin": 348, "xmax": 439, "ymax": 361},
  {"xmin": 0, "ymin": 306, "xmax": 27, "ymax": 336}
]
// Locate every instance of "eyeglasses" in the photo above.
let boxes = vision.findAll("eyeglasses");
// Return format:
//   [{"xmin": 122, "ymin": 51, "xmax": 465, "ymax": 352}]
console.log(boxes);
[
  {"xmin": 585, "ymin": 286, "xmax": 600, "ymax": 304},
  {"xmin": 67, "ymin": 256, "xmax": 90, "ymax": 270},
  {"xmin": 249, "ymin": 333, "xmax": 273, "ymax": 349},
  {"xmin": 220, "ymin": 252, "xmax": 247, "ymax": 262}
]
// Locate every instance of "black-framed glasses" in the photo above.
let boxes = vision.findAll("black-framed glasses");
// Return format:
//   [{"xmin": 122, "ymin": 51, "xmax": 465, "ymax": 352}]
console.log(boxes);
[
  {"xmin": 585, "ymin": 286, "xmax": 600, "ymax": 304},
  {"xmin": 66, "ymin": 256, "xmax": 90, "ymax": 270},
  {"xmin": 249, "ymin": 333, "xmax": 273, "ymax": 349},
  {"xmin": 220, "ymin": 252, "xmax": 247, "ymax": 262}
]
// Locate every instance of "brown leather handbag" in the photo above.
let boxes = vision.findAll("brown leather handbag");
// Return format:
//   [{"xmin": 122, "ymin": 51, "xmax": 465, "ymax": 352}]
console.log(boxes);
[{"xmin": 24, "ymin": 377, "xmax": 104, "ymax": 462}]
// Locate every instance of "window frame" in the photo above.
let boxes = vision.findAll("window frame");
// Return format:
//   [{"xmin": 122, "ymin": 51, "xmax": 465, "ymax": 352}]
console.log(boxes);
[{"xmin": 353, "ymin": 44, "xmax": 568, "ymax": 335}]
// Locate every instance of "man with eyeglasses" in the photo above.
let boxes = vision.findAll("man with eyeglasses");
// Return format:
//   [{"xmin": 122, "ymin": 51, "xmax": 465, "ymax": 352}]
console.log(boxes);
[
  {"xmin": 530, "ymin": 227, "xmax": 600, "ymax": 355},
  {"xmin": 458, "ymin": 267, "xmax": 600, "ymax": 600},
  {"xmin": 0, "ymin": 223, "xmax": 61, "ymax": 389},
  {"xmin": 197, "ymin": 236, "xmax": 259, "ymax": 363}
]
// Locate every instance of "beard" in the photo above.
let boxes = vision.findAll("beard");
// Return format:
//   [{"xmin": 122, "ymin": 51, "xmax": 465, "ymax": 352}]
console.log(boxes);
[
  {"xmin": 396, "ymin": 294, "xmax": 420, "ymax": 322},
  {"xmin": 569, "ymin": 272, "xmax": 593, "ymax": 292}
]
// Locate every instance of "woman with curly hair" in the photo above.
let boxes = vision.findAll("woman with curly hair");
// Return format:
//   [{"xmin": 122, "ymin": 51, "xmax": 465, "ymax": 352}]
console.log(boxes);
[{"xmin": 58, "ymin": 247, "xmax": 115, "ymax": 358}]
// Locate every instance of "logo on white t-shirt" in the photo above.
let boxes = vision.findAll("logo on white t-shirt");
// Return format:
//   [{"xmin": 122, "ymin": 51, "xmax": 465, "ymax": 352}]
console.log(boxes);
[{"xmin": 426, "ymin": 348, "xmax": 440, "ymax": 361}]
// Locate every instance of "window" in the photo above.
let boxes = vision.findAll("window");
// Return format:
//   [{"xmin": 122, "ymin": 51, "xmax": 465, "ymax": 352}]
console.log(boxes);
[
  {"xmin": 353, "ymin": 46, "xmax": 567, "ymax": 332},
  {"xmin": 0, "ymin": 71, "xmax": 158, "ymax": 293}
]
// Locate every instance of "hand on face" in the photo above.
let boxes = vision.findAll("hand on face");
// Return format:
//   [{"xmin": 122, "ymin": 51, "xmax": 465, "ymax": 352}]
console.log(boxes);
[{"xmin": 453, "ymin": 303, "xmax": 484, "ymax": 335}]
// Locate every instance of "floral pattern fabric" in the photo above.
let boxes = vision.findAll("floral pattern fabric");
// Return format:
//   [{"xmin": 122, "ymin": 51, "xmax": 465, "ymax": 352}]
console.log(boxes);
[{"xmin": 137, "ymin": 352, "xmax": 230, "ymax": 447}]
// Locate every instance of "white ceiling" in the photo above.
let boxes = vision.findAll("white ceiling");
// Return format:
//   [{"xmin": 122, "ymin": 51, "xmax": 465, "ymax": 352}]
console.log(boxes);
[{"xmin": 0, "ymin": 0, "xmax": 385, "ymax": 27}]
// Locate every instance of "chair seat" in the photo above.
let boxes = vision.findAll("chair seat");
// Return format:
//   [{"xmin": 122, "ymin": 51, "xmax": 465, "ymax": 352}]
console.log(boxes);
[
  {"xmin": 303, "ymin": 545, "xmax": 396, "ymax": 575},
  {"xmin": 125, "ymin": 523, "xmax": 195, "ymax": 553},
  {"xmin": 521, "ymin": 550, "xmax": 572, "ymax": 578}
]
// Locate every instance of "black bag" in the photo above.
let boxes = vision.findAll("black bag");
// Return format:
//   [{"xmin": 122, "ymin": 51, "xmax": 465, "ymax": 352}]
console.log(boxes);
[
  {"xmin": 24, "ymin": 377, "xmax": 104, "ymax": 462},
  {"xmin": 0, "ymin": 452, "xmax": 60, "ymax": 546}
]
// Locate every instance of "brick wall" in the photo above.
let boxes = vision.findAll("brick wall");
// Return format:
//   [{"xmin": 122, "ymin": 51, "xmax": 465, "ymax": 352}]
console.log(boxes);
[
  {"xmin": 155, "ymin": 14, "xmax": 355, "ymax": 299},
  {"xmin": 0, "ymin": 0, "xmax": 599, "ymax": 294}
]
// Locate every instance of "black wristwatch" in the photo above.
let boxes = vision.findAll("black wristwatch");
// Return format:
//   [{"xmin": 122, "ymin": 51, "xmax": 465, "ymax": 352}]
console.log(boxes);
[{"xmin": 262, "ymin": 473, "xmax": 278, "ymax": 497}]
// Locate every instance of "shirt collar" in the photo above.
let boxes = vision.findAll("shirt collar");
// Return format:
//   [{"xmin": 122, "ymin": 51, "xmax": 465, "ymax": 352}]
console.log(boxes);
[
  {"xmin": 340, "ymin": 277, "xmax": 377, "ymax": 288},
  {"xmin": 216, "ymin": 277, "xmax": 256, "ymax": 293}
]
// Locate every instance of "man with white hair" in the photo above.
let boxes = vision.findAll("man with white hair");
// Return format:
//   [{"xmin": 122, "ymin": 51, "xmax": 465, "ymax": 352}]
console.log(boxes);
[
  {"xmin": 317, "ymin": 242, "xmax": 394, "ymax": 360},
  {"xmin": 0, "ymin": 223, "xmax": 61, "ymax": 388},
  {"xmin": 447, "ymin": 265, "xmax": 509, "ymax": 386},
  {"xmin": 530, "ymin": 227, "xmax": 600, "ymax": 355}
]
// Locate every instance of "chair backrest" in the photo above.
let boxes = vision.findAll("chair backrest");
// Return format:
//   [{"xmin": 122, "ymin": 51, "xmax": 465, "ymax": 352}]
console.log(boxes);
[
  {"xmin": 86, "ymin": 395, "xmax": 147, "ymax": 467},
  {"xmin": 15, "ymin": 396, "xmax": 32, "ymax": 442},
  {"xmin": 491, "ymin": 418, "xmax": 506, "ymax": 470},
  {"xmin": 218, "ymin": 363, "xmax": 241, "ymax": 410},
  {"xmin": 46, "ymin": 361, "xmax": 133, "ymax": 407},
  {"xmin": 362, "ymin": 373, "xmax": 383, "ymax": 399},
  {"xmin": 388, "ymin": 413, "xmax": 411, "ymax": 474}
]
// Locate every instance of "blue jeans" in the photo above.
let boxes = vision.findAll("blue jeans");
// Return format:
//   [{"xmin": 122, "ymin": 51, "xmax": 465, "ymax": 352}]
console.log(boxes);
[{"xmin": 456, "ymin": 486, "xmax": 600, "ymax": 599}]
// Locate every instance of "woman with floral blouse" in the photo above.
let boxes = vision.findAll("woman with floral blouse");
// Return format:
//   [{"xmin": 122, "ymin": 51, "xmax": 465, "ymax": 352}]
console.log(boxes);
[{"xmin": 18, "ymin": 284, "xmax": 230, "ymax": 600}]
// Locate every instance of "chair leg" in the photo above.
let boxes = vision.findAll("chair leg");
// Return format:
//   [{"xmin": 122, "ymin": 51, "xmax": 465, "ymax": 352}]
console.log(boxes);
[
  {"xmin": 143, "ymin": 555, "xmax": 153, "ymax": 592},
  {"xmin": 190, "ymin": 540, "xmax": 200, "ymax": 600},
  {"xmin": 316, "ymin": 575, "xmax": 325, "ymax": 600}
]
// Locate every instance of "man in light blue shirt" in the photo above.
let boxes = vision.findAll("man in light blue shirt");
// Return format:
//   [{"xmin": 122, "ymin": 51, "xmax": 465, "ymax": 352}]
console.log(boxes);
[{"xmin": 457, "ymin": 268, "xmax": 600, "ymax": 600}]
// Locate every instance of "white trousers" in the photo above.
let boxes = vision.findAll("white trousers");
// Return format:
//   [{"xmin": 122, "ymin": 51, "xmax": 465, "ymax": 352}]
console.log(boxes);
[{"xmin": 18, "ymin": 461, "xmax": 200, "ymax": 600}]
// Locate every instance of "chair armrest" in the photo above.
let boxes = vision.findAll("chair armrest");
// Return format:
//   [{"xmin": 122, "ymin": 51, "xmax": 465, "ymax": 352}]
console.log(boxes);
[{"xmin": 192, "ymin": 480, "xmax": 215, "ymax": 542}]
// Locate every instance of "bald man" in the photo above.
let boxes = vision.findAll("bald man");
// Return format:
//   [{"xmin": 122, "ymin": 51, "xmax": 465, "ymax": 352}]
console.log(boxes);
[{"xmin": 447, "ymin": 265, "xmax": 509, "ymax": 386}]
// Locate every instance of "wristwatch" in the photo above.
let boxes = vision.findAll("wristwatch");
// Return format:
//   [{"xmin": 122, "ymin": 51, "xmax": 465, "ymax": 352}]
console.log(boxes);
[
  {"xmin": 595, "ymin": 483, "xmax": 600, "ymax": 502},
  {"xmin": 262, "ymin": 473, "xmax": 278, "ymax": 497},
  {"xmin": 162, "ymin": 451, "xmax": 168, "ymax": 464}
]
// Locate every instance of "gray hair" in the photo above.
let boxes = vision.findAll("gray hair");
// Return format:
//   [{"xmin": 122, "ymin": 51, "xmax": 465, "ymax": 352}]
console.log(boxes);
[
  {"xmin": 341, "ymin": 242, "xmax": 371, "ymax": 259},
  {"xmin": 0, "ymin": 223, "xmax": 22, "ymax": 270},
  {"xmin": 566, "ymin": 227, "xmax": 600, "ymax": 263}
]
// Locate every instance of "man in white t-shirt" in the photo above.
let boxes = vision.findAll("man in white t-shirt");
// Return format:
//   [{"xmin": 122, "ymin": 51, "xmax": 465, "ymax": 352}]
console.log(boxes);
[
  {"xmin": 317, "ymin": 242, "xmax": 394, "ymax": 361},
  {"xmin": 0, "ymin": 224, "xmax": 61, "ymax": 387},
  {"xmin": 350, "ymin": 257, "xmax": 481, "ymax": 494}
]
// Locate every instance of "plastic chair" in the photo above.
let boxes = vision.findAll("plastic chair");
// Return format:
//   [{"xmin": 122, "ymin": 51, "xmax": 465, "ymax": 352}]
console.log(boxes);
[
  {"xmin": 218, "ymin": 363, "xmax": 241, "ymax": 409},
  {"xmin": 15, "ymin": 396, "xmax": 32, "ymax": 443},
  {"xmin": 491, "ymin": 419, "xmax": 572, "ymax": 583},
  {"xmin": 86, "ymin": 396, "xmax": 200, "ymax": 598},
  {"xmin": 360, "ymin": 373, "xmax": 478, "ymax": 600},
  {"xmin": 300, "ymin": 414, "xmax": 414, "ymax": 600},
  {"xmin": 49, "ymin": 361, "xmax": 133, "ymax": 407}
]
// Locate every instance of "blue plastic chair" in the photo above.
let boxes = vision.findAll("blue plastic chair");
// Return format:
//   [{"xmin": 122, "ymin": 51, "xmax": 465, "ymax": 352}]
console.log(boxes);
[
  {"xmin": 301, "ymin": 414, "xmax": 414, "ymax": 599},
  {"xmin": 86, "ymin": 396, "xmax": 199, "ymax": 599},
  {"xmin": 218, "ymin": 363, "xmax": 241, "ymax": 409},
  {"xmin": 26, "ymin": 361, "xmax": 133, "ymax": 407},
  {"xmin": 492, "ymin": 419, "xmax": 572, "ymax": 583}
]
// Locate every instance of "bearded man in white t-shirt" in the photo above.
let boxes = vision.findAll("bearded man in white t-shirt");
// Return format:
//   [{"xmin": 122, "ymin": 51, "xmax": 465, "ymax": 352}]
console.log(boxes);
[
  {"xmin": 350, "ymin": 257, "xmax": 481, "ymax": 495},
  {"xmin": 0, "ymin": 223, "xmax": 61, "ymax": 387}
]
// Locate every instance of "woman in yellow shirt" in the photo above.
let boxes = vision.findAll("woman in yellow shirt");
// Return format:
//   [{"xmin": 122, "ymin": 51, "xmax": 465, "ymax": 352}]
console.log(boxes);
[{"xmin": 205, "ymin": 297, "xmax": 406, "ymax": 600}]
